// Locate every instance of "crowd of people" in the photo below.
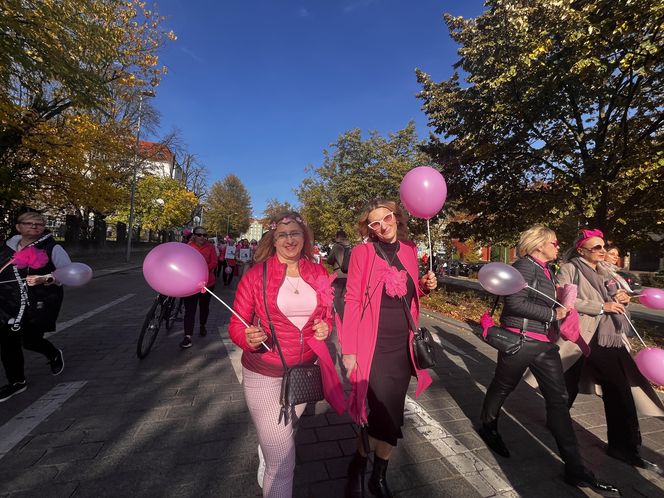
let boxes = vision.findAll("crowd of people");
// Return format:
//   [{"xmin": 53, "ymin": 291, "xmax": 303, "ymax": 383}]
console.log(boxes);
[{"xmin": 1, "ymin": 203, "xmax": 662, "ymax": 498}]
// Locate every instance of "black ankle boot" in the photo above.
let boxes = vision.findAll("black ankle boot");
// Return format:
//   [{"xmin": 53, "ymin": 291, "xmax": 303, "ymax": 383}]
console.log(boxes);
[
  {"xmin": 345, "ymin": 451, "xmax": 368, "ymax": 498},
  {"xmin": 368, "ymin": 456, "xmax": 393, "ymax": 498}
]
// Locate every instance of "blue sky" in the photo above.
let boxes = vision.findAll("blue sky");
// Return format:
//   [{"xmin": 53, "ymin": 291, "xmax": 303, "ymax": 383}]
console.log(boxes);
[{"xmin": 152, "ymin": 0, "xmax": 485, "ymax": 216}]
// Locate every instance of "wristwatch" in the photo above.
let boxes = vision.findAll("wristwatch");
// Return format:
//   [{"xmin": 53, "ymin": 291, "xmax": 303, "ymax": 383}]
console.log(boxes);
[
  {"xmin": 45, "ymin": 275, "xmax": 55, "ymax": 284},
  {"xmin": 599, "ymin": 303, "xmax": 605, "ymax": 315}
]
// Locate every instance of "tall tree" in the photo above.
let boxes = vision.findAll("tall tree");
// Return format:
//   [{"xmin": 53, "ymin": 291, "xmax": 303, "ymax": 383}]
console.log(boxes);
[
  {"xmin": 0, "ymin": 0, "xmax": 175, "ymax": 222},
  {"xmin": 417, "ymin": 0, "xmax": 664, "ymax": 248},
  {"xmin": 262, "ymin": 198, "xmax": 296, "ymax": 223},
  {"xmin": 205, "ymin": 175, "xmax": 252, "ymax": 237},
  {"xmin": 296, "ymin": 122, "xmax": 431, "ymax": 243}
]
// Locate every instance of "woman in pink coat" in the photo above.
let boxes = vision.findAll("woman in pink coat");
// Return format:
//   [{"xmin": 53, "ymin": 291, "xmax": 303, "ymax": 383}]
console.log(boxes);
[{"xmin": 341, "ymin": 199, "xmax": 437, "ymax": 498}]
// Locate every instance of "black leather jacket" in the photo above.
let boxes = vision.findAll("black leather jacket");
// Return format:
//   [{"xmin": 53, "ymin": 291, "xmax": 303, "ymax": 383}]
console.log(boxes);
[{"xmin": 500, "ymin": 256, "xmax": 559, "ymax": 336}]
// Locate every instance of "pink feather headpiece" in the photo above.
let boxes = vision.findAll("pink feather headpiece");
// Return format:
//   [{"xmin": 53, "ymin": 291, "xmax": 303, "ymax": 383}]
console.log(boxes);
[{"xmin": 575, "ymin": 228, "xmax": 604, "ymax": 248}]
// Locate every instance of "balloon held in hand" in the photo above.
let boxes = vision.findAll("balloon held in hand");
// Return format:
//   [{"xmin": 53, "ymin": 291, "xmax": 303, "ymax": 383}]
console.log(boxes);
[
  {"xmin": 143, "ymin": 242, "xmax": 208, "ymax": 297},
  {"xmin": 639, "ymin": 288, "xmax": 664, "ymax": 310},
  {"xmin": 53, "ymin": 263, "xmax": 93, "ymax": 287},
  {"xmin": 478, "ymin": 263, "xmax": 527, "ymax": 295},
  {"xmin": 399, "ymin": 166, "xmax": 447, "ymax": 219}
]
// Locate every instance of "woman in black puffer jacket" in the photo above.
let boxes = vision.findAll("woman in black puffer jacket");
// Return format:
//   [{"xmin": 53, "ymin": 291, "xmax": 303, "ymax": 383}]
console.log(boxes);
[{"xmin": 478, "ymin": 225, "xmax": 619, "ymax": 496}]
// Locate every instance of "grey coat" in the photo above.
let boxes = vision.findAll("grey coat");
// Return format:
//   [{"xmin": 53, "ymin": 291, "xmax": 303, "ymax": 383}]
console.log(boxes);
[{"xmin": 526, "ymin": 259, "xmax": 664, "ymax": 417}]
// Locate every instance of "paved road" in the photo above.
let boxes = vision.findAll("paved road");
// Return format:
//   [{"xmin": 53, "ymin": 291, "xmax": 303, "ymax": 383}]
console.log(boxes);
[{"xmin": 0, "ymin": 264, "xmax": 663, "ymax": 497}]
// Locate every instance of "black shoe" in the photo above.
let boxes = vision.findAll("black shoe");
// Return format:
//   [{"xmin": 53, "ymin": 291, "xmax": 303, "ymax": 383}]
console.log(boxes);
[
  {"xmin": 345, "ymin": 451, "xmax": 367, "ymax": 498},
  {"xmin": 0, "ymin": 381, "xmax": 27, "ymax": 402},
  {"xmin": 179, "ymin": 336, "xmax": 192, "ymax": 349},
  {"xmin": 607, "ymin": 447, "xmax": 664, "ymax": 476},
  {"xmin": 478, "ymin": 424, "xmax": 510, "ymax": 458},
  {"xmin": 564, "ymin": 470, "xmax": 621, "ymax": 497},
  {"xmin": 50, "ymin": 349, "xmax": 64, "ymax": 376},
  {"xmin": 199, "ymin": 325, "xmax": 207, "ymax": 337},
  {"xmin": 368, "ymin": 455, "xmax": 393, "ymax": 498}
]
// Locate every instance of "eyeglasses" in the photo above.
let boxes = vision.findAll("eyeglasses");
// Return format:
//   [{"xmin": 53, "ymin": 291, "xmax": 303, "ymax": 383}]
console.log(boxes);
[
  {"xmin": 582, "ymin": 244, "xmax": 605, "ymax": 252},
  {"xmin": 194, "ymin": 232, "xmax": 208, "ymax": 237},
  {"xmin": 20, "ymin": 222, "xmax": 45, "ymax": 228},
  {"xmin": 549, "ymin": 240, "xmax": 559, "ymax": 248},
  {"xmin": 275, "ymin": 230, "xmax": 304, "ymax": 241},
  {"xmin": 367, "ymin": 211, "xmax": 395, "ymax": 231}
]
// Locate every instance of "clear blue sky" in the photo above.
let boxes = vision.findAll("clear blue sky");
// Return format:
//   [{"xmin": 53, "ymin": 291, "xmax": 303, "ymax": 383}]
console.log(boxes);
[{"xmin": 152, "ymin": 0, "xmax": 485, "ymax": 217}]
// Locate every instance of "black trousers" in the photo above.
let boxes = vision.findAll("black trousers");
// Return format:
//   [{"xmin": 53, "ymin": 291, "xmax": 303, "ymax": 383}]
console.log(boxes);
[
  {"xmin": 183, "ymin": 285, "xmax": 214, "ymax": 336},
  {"xmin": 0, "ymin": 325, "xmax": 59, "ymax": 384},
  {"xmin": 565, "ymin": 334, "xmax": 641, "ymax": 456},
  {"xmin": 332, "ymin": 278, "xmax": 347, "ymax": 321},
  {"xmin": 481, "ymin": 339, "xmax": 584, "ymax": 474}
]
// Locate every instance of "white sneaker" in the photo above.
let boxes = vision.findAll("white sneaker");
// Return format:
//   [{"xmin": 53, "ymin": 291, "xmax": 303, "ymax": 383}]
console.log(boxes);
[{"xmin": 257, "ymin": 444, "xmax": 265, "ymax": 489}]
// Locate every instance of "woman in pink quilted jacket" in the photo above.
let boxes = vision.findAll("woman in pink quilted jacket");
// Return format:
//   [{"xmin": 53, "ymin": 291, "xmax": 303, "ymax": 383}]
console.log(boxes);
[
  {"xmin": 229, "ymin": 211, "xmax": 337, "ymax": 498},
  {"xmin": 341, "ymin": 199, "xmax": 437, "ymax": 498}
]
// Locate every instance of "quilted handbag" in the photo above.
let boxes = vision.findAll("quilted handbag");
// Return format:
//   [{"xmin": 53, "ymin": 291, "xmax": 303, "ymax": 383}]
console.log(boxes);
[{"xmin": 262, "ymin": 264, "xmax": 324, "ymax": 425}]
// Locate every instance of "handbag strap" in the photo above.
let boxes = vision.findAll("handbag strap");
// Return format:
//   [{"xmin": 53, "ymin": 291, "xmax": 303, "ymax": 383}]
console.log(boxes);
[
  {"xmin": 372, "ymin": 242, "xmax": 419, "ymax": 334},
  {"xmin": 262, "ymin": 262, "xmax": 289, "ymax": 373}
]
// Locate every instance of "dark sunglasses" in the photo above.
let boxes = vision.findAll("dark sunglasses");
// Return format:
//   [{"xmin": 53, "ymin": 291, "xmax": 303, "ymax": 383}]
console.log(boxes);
[
  {"xmin": 582, "ymin": 244, "xmax": 605, "ymax": 252},
  {"xmin": 194, "ymin": 232, "xmax": 208, "ymax": 237}
]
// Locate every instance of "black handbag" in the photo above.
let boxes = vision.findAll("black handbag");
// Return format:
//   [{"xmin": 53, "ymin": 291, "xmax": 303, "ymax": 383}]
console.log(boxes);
[
  {"xmin": 262, "ymin": 263, "xmax": 324, "ymax": 425},
  {"xmin": 483, "ymin": 279, "xmax": 535, "ymax": 355}
]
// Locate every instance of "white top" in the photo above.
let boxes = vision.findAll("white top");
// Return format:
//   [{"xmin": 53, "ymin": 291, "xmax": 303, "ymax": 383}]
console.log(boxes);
[{"xmin": 276, "ymin": 277, "xmax": 317, "ymax": 330}]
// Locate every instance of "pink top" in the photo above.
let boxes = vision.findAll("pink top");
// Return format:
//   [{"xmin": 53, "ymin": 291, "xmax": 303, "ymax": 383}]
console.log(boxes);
[
  {"xmin": 504, "ymin": 256, "xmax": 553, "ymax": 342},
  {"xmin": 277, "ymin": 277, "xmax": 317, "ymax": 330}
]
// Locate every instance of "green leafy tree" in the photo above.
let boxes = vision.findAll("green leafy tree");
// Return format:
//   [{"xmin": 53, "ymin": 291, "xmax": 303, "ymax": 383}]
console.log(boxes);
[
  {"xmin": 262, "ymin": 198, "xmax": 296, "ymax": 223},
  {"xmin": 296, "ymin": 122, "xmax": 431, "ymax": 243},
  {"xmin": 417, "ymin": 0, "xmax": 664, "ymax": 248},
  {"xmin": 205, "ymin": 175, "xmax": 252, "ymax": 238}
]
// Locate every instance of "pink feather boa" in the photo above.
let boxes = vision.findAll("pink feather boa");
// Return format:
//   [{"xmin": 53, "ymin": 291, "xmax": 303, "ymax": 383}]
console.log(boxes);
[
  {"xmin": 12, "ymin": 246, "xmax": 49, "ymax": 270},
  {"xmin": 383, "ymin": 266, "xmax": 408, "ymax": 298}
]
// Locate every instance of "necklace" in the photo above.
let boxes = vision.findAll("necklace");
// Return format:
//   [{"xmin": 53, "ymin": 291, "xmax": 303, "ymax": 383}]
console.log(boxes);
[{"xmin": 285, "ymin": 276, "xmax": 301, "ymax": 294}]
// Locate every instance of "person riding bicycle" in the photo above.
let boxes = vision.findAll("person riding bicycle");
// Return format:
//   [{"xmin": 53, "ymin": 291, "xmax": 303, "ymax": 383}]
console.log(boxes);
[{"xmin": 179, "ymin": 226, "xmax": 217, "ymax": 349}]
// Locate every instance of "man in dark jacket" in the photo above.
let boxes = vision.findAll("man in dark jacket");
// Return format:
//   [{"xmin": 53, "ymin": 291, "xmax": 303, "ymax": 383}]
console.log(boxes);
[{"xmin": 327, "ymin": 230, "xmax": 351, "ymax": 320}]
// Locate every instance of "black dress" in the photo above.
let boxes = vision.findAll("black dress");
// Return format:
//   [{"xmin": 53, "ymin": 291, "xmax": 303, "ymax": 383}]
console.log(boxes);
[{"xmin": 367, "ymin": 240, "xmax": 416, "ymax": 446}]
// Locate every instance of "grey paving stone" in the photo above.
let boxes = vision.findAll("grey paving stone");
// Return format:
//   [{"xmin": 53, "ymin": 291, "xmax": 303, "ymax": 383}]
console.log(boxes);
[
  {"xmin": 314, "ymin": 423, "xmax": 357, "ymax": 442},
  {"xmin": 7, "ymin": 481, "xmax": 79, "ymax": 498},
  {"xmin": 297, "ymin": 441, "xmax": 343, "ymax": 461},
  {"xmin": 396, "ymin": 476, "xmax": 483, "ymax": 498},
  {"xmin": 0, "ymin": 467, "xmax": 59, "ymax": 494},
  {"xmin": 38, "ymin": 442, "xmax": 104, "ymax": 466}
]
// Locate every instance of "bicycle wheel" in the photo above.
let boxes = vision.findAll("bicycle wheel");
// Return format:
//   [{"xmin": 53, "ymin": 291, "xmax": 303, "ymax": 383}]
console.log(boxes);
[
  {"xmin": 164, "ymin": 297, "xmax": 177, "ymax": 330},
  {"xmin": 173, "ymin": 298, "xmax": 183, "ymax": 321},
  {"xmin": 137, "ymin": 296, "xmax": 165, "ymax": 358}
]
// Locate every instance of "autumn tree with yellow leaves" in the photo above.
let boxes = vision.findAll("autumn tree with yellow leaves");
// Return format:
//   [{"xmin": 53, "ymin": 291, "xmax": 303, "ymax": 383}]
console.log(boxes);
[{"xmin": 0, "ymin": 0, "xmax": 176, "ymax": 233}]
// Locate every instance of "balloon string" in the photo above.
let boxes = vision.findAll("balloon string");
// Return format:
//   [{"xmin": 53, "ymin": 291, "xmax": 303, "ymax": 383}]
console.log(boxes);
[
  {"xmin": 525, "ymin": 285, "xmax": 567, "ymax": 309},
  {"xmin": 623, "ymin": 314, "xmax": 648, "ymax": 349},
  {"xmin": 427, "ymin": 219, "xmax": 433, "ymax": 274},
  {"xmin": 0, "ymin": 278, "xmax": 24, "ymax": 284},
  {"xmin": 204, "ymin": 286, "xmax": 271, "ymax": 351}
]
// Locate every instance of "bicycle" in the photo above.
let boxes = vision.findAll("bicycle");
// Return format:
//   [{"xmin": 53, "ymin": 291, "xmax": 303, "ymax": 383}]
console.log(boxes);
[{"xmin": 137, "ymin": 294, "xmax": 179, "ymax": 358}]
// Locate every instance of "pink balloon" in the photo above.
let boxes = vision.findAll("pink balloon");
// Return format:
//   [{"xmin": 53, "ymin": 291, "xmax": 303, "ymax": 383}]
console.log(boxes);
[
  {"xmin": 478, "ymin": 262, "xmax": 527, "ymax": 296},
  {"xmin": 635, "ymin": 348, "xmax": 664, "ymax": 386},
  {"xmin": 399, "ymin": 166, "xmax": 447, "ymax": 219},
  {"xmin": 143, "ymin": 242, "xmax": 208, "ymax": 297},
  {"xmin": 53, "ymin": 263, "xmax": 93, "ymax": 287},
  {"xmin": 639, "ymin": 287, "xmax": 664, "ymax": 310}
]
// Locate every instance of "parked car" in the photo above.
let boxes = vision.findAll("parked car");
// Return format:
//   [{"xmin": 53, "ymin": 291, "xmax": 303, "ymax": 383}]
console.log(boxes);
[
  {"xmin": 436, "ymin": 260, "xmax": 470, "ymax": 278},
  {"xmin": 617, "ymin": 271, "xmax": 642, "ymax": 294},
  {"xmin": 468, "ymin": 261, "xmax": 490, "ymax": 273}
]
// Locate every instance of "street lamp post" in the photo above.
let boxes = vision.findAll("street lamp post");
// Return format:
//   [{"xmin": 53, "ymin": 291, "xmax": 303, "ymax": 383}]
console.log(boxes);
[{"xmin": 126, "ymin": 90, "xmax": 154, "ymax": 263}]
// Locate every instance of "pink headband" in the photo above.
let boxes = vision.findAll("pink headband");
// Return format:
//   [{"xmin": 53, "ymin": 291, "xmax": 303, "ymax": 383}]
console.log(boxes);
[
  {"xmin": 575, "ymin": 228, "xmax": 604, "ymax": 249},
  {"xmin": 269, "ymin": 216, "xmax": 303, "ymax": 230}
]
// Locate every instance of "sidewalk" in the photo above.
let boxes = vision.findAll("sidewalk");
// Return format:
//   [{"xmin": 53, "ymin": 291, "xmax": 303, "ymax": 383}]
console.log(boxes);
[{"xmin": 0, "ymin": 268, "xmax": 663, "ymax": 497}]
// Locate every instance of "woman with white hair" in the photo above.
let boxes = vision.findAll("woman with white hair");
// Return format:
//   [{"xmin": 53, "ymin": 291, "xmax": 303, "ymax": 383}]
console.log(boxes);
[{"xmin": 0, "ymin": 212, "xmax": 70, "ymax": 402}]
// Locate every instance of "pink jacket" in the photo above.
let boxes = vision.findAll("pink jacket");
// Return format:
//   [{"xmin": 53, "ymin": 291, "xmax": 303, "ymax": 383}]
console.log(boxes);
[
  {"xmin": 229, "ymin": 255, "xmax": 345, "ymax": 414},
  {"xmin": 188, "ymin": 240, "xmax": 217, "ymax": 287},
  {"xmin": 340, "ymin": 240, "xmax": 432, "ymax": 424}
]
